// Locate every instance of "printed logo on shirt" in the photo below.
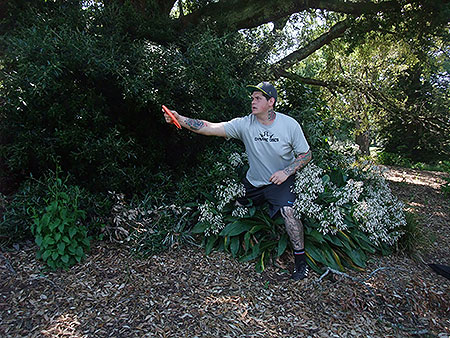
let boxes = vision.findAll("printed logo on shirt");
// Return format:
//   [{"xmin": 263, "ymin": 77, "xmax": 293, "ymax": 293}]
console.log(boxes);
[{"xmin": 254, "ymin": 131, "xmax": 279, "ymax": 143}]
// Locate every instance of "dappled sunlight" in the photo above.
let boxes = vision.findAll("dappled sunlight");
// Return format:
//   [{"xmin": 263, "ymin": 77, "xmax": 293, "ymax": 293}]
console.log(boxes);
[{"xmin": 41, "ymin": 313, "xmax": 87, "ymax": 337}]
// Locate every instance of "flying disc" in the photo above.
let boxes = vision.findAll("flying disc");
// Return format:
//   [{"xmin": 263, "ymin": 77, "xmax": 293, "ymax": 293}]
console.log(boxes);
[{"xmin": 162, "ymin": 105, "xmax": 182, "ymax": 129}]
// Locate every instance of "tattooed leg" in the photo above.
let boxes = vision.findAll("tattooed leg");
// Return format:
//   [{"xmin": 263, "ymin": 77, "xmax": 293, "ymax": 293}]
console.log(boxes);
[{"xmin": 280, "ymin": 206, "xmax": 304, "ymax": 251}]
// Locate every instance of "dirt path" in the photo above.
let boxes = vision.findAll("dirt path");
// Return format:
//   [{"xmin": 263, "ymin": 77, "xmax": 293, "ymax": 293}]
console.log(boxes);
[{"xmin": 1, "ymin": 167, "xmax": 449, "ymax": 337}]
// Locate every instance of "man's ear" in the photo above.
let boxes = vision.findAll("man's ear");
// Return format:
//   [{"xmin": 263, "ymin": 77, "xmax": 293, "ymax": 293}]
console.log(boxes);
[{"xmin": 268, "ymin": 97, "xmax": 276, "ymax": 107}]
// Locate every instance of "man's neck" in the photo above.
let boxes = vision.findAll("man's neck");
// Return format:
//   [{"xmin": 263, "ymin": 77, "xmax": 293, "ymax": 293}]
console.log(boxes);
[{"xmin": 256, "ymin": 109, "xmax": 276, "ymax": 125}]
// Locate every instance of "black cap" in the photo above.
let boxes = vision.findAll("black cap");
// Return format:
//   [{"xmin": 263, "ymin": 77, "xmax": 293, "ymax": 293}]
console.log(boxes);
[{"xmin": 247, "ymin": 82, "xmax": 277, "ymax": 102}]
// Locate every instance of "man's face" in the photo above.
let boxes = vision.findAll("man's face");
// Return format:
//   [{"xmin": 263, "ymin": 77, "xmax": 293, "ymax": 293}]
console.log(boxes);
[{"xmin": 251, "ymin": 91, "xmax": 273, "ymax": 115}]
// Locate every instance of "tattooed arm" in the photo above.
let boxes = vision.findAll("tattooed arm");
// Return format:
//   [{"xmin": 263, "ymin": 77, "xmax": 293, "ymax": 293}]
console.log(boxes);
[
  {"xmin": 269, "ymin": 150, "xmax": 312, "ymax": 185},
  {"xmin": 163, "ymin": 109, "xmax": 227, "ymax": 137}
]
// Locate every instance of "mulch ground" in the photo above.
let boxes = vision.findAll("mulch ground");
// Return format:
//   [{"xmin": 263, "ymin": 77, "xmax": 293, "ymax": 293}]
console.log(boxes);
[{"xmin": 1, "ymin": 166, "xmax": 449, "ymax": 337}]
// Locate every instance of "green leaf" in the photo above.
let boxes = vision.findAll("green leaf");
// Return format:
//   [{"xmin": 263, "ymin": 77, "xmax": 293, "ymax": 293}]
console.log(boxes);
[
  {"xmin": 75, "ymin": 246, "xmax": 84, "ymax": 257},
  {"xmin": 62, "ymin": 236, "xmax": 71, "ymax": 244},
  {"xmin": 337, "ymin": 231, "xmax": 354, "ymax": 250},
  {"xmin": 308, "ymin": 229, "xmax": 324, "ymax": 244},
  {"xmin": 43, "ymin": 235, "xmax": 55, "ymax": 247},
  {"xmin": 305, "ymin": 241, "xmax": 327, "ymax": 266},
  {"xmin": 342, "ymin": 247, "xmax": 366, "ymax": 268},
  {"xmin": 40, "ymin": 213, "xmax": 51, "ymax": 228},
  {"xmin": 220, "ymin": 221, "xmax": 251, "ymax": 237},
  {"xmin": 243, "ymin": 232, "xmax": 251, "ymax": 253},
  {"xmin": 61, "ymin": 255, "xmax": 69, "ymax": 264},
  {"xmin": 47, "ymin": 259, "xmax": 56, "ymax": 270},
  {"xmin": 52, "ymin": 251, "xmax": 59, "ymax": 260},
  {"xmin": 42, "ymin": 250, "xmax": 52, "ymax": 261},
  {"xmin": 57, "ymin": 242, "xmax": 66, "ymax": 255},
  {"xmin": 230, "ymin": 236, "xmax": 240, "ymax": 257},
  {"xmin": 205, "ymin": 236, "xmax": 218, "ymax": 255},
  {"xmin": 54, "ymin": 233, "xmax": 61, "ymax": 242},
  {"xmin": 49, "ymin": 218, "xmax": 61, "ymax": 231},
  {"xmin": 324, "ymin": 234, "xmax": 343, "ymax": 247},
  {"xmin": 249, "ymin": 225, "xmax": 266, "ymax": 234},
  {"xmin": 58, "ymin": 222, "xmax": 65, "ymax": 232},
  {"xmin": 239, "ymin": 243, "xmax": 260, "ymax": 262},
  {"xmin": 69, "ymin": 227, "xmax": 77, "ymax": 239},
  {"xmin": 191, "ymin": 222, "xmax": 208, "ymax": 234},
  {"xmin": 35, "ymin": 236, "xmax": 43, "ymax": 247},
  {"xmin": 277, "ymin": 234, "xmax": 288, "ymax": 257}
]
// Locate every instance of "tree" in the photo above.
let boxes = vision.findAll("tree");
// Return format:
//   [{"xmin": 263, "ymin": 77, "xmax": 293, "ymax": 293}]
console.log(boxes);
[{"xmin": 1, "ymin": 0, "xmax": 449, "ymax": 194}]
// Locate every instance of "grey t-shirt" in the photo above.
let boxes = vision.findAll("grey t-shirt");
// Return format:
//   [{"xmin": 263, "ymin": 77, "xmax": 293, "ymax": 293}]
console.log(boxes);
[{"xmin": 224, "ymin": 113, "xmax": 310, "ymax": 187}]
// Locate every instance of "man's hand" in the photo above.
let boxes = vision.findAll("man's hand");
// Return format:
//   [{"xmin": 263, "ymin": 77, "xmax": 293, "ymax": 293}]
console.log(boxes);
[
  {"xmin": 163, "ymin": 108, "xmax": 181, "ymax": 126},
  {"xmin": 269, "ymin": 170, "xmax": 289, "ymax": 185}
]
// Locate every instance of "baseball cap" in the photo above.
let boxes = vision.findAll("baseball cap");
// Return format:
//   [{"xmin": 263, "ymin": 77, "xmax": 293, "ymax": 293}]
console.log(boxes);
[{"xmin": 247, "ymin": 82, "xmax": 277, "ymax": 102}]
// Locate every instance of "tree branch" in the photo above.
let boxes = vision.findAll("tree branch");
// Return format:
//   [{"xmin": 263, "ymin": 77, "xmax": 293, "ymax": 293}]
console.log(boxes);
[
  {"xmin": 273, "ymin": 19, "xmax": 352, "ymax": 70},
  {"xmin": 178, "ymin": 0, "xmax": 398, "ymax": 33},
  {"xmin": 274, "ymin": 69, "xmax": 341, "ymax": 89}
]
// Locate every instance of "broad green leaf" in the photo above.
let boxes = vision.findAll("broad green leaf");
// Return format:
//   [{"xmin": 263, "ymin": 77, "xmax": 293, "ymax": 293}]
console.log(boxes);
[
  {"xmin": 220, "ymin": 221, "xmax": 251, "ymax": 237},
  {"xmin": 69, "ymin": 227, "xmax": 77, "ymax": 239},
  {"xmin": 337, "ymin": 231, "xmax": 355, "ymax": 250},
  {"xmin": 49, "ymin": 219, "xmax": 61, "ymax": 231},
  {"xmin": 76, "ymin": 246, "xmax": 84, "ymax": 257},
  {"xmin": 205, "ymin": 236, "xmax": 218, "ymax": 255},
  {"xmin": 230, "ymin": 236, "xmax": 240, "ymax": 257},
  {"xmin": 277, "ymin": 234, "xmax": 288, "ymax": 257},
  {"xmin": 308, "ymin": 229, "xmax": 324, "ymax": 244},
  {"xmin": 61, "ymin": 255, "xmax": 69, "ymax": 264},
  {"xmin": 57, "ymin": 242, "xmax": 66, "ymax": 255},
  {"xmin": 52, "ymin": 251, "xmax": 59, "ymax": 260},
  {"xmin": 35, "ymin": 236, "xmax": 43, "ymax": 247},
  {"xmin": 47, "ymin": 259, "xmax": 56, "ymax": 270},
  {"xmin": 41, "ymin": 214, "xmax": 51, "ymax": 228},
  {"xmin": 249, "ymin": 225, "xmax": 266, "ymax": 234},
  {"xmin": 239, "ymin": 243, "xmax": 260, "ymax": 262},
  {"xmin": 62, "ymin": 236, "xmax": 71, "ymax": 244},
  {"xmin": 191, "ymin": 222, "xmax": 208, "ymax": 234},
  {"xmin": 324, "ymin": 234, "xmax": 343, "ymax": 247},
  {"xmin": 305, "ymin": 241, "xmax": 327, "ymax": 266},
  {"xmin": 320, "ymin": 243, "xmax": 341, "ymax": 270},
  {"xmin": 42, "ymin": 250, "xmax": 52, "ymax": 260},
  {"xmin": 342, "ymin": 247, "xmax": 366, "ymax": 268},
  {"xmin": 43, "ymin": 235, "xmax": 55, "ymax": 246}
]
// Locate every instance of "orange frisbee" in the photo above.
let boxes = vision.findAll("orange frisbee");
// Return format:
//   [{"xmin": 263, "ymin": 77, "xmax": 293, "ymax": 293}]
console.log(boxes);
[{"xmin": 162, "ymin": 105, "xmax": 182, "ymax": 129}]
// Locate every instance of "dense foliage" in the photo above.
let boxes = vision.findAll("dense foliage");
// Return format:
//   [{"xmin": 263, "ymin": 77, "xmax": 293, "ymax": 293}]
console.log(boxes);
[
  {"xmin": 0, "ymin": 1, "xmax": 260, "ymax": 194},
  {"xmin": 1, "ymin": 1, "xmax": 448, "ymax": 272}
]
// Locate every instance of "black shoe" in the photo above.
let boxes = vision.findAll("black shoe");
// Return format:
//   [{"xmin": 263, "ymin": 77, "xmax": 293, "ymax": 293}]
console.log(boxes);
[{"xmin": 292, "ymin": 262, "xmax": 308, "ymax": 281}]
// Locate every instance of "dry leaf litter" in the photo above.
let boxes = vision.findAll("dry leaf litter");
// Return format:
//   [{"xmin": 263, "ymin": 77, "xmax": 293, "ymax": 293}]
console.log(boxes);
[{"xmin": 1, "ymin": 166, "xmax": 449, "ymax": 337}]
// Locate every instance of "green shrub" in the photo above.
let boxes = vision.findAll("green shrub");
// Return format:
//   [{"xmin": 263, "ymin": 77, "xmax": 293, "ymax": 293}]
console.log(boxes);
[
  {"xmin": 377, "ymin": 151, "xmax": 413, "ymax": 167},
  {"xmin": 190, "ymin": 149, "xmax": 405, "ymax": 273},
  {"xmin": 441, "ymin": 161, "xmax": 450, "ymax": 198},
  {"xmin": 0, "ymin": 176, "xmax": 48, "ymax": 247},
  {"xmin": 30, "ymin": 169, "xmax": 90, "ymax": 270}
]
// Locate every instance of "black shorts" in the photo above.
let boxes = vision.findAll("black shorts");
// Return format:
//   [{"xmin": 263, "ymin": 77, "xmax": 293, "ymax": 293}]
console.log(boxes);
[{"xmin": 236, "ymin": 175, "xmax": 297, "ymax": 218}]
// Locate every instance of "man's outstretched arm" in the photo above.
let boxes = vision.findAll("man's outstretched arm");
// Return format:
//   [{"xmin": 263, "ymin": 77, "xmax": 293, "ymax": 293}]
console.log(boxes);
[
  {"xmin": 163, "ymin": 109, "xmax": 227, "ymax": 137},
  {"xmin": 269, "ymin": 149, "xmax": 312, "ymax": 185}
]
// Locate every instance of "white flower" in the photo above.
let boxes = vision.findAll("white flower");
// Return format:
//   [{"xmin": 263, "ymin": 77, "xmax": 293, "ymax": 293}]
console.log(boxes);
[
  {"xmin": 232, "ymin": 206, "xmax": 249, "ymax": 218},
  {"xmin": 229, "ymin": 152, "xmax": 244, "ymax": 167}
]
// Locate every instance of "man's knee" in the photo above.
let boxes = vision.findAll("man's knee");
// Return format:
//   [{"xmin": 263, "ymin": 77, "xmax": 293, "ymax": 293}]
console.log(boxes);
[{"xmin": 280, "ymin": 206, "xmax": 294, "ymax": 219}]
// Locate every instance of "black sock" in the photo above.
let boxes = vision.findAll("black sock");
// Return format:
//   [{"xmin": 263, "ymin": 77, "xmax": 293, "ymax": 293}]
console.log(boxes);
[{"xmin": 293, "ymin": 249, "xmax": 306, "ymax": 268}]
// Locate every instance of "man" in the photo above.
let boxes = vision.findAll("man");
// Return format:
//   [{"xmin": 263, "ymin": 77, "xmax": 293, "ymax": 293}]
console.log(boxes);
[{"xmin": 163, "ymin": 82, "xmax": 312, "ymax": 280}]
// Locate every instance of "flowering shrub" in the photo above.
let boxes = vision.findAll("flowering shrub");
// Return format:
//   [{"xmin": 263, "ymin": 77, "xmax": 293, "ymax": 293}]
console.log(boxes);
[{"xmin": 193, "ymin": 151, "xmax": 407, "ymax": 273}]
